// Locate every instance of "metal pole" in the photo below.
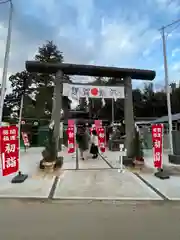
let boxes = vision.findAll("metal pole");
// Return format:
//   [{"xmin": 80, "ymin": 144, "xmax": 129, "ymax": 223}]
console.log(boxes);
[
  {"xmin": 161, "ymin": 26, "xmax": 173, "ymax": 155},
  {"xmin": 112, "ymin": 98, "xmax": 114, "ymax": 124},
  {"xmin": 11, "ymin": 90, "xmax": 28, "ymax": 182},
  {"xmin": 0, "ymin": 0, "xmax": 13, "ymax": 125},
  {"xmin": 18, "ymin": 94, "xmax": 24, "ymax": 151}
]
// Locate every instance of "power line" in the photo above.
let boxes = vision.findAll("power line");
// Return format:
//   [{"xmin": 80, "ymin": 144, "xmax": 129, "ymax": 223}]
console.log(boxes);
[
  {"xmin": 166, "ymin": 22, "xmax": 180, "ymax": 38},
  {"xmin": 0, "ymin": 0, "xmax": 10, "ymax": 4},
  {"xmin": 159, "ymin": 18, "xmax": 180, "ymax": 31}
]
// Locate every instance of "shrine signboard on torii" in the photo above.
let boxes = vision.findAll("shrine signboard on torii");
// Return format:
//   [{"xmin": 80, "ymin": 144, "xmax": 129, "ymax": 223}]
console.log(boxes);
[{"xmin": 63, "ymin": 83, "xmax": 124, "ymax": 100}]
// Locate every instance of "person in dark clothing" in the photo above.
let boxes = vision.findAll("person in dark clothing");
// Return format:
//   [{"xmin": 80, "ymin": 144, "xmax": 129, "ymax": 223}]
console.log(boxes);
[{"xmin": 76, "ymin": 123, "xmax": 89, "ymax": 160}]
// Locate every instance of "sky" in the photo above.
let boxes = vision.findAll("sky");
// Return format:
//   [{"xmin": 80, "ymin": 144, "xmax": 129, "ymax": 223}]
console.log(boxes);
[{"xmin": 0, "ymin": 0, "xmax": 180, "ymax": 96}]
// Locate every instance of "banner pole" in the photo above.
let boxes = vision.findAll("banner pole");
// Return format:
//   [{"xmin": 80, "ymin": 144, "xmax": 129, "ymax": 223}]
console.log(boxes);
[
  {"xmin": 11, "ymin": 93, "xmax": 28, "ymax": 183},
  {"xmin": 75, "ymin": 123, "xmax": 79, "ymax": 170}
]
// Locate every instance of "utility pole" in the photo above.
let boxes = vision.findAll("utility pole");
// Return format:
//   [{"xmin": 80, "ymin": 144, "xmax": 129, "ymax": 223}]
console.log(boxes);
[
  {"xmin": 161, "ymin": 26, "xmax": 173, "ymax": 154},
  {"xmin": 0, "ymin": 0, "xmax": 13, "ymax": 125},
  {"xmin": 159, "ymin": 18, "xmax": 180, "ymax": 155}
]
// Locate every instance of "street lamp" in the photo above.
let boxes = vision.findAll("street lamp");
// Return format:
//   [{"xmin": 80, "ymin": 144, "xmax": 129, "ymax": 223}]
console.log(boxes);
[
  {"xmin": 0, "ymin": 0, "xmax": 13, "ymax": 125},
  {"xmin": 160, "ymin": 19, "xmax": 180, "ymax": 155}
]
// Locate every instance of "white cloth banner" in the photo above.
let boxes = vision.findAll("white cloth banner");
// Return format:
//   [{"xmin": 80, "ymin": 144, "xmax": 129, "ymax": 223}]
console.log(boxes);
[{"xmin": 63, "ymin": 83, "xmax": 125, "ymax": 99}]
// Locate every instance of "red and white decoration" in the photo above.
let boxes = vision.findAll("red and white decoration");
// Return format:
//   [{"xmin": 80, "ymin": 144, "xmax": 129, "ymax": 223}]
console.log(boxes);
[
  {"xmin": 94, "ymin": 120, "xmax": 102, "ymax": 129},
  {"xmin": 21, "ymin": 132, "xmax": 30, "ymax": 147},
  {"xmin": 90, "ymin": 120, "xmax": 102, "ymax": 133},
  {"xmin": 67, "ymin": 120, "xmax": 75, "ymax": 154},
  {"xmin": 98, "ymin": 127, "xmax": 106, "ymax": 153},
  {"xmin": 63, "ymin": 83, "xmax": 125, "ymax": 100},
  {"xmin": 0, "ymin": 126, "xmax": 19, "ymax": 176},
  {"xmin": 152, "ymin": 124, "xmax": 163, "ymax": 169},
  {"xmin": 90, "ymin": 121, "xmax": 106, "ymax": 152}
]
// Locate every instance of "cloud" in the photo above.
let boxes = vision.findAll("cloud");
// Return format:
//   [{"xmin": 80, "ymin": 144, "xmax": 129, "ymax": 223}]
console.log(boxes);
[
  {"xmin": 172, "ymin": 47, "xmax": 180, "ymax": 57},
  {"xmin": 171, "ymin": 62, "xmax": 180, "ymax": 71},
  {"xmin": 0, "ymin": 0, "xmax": 180, "ymax": 92},
  {"xmin": 153, "ymin": 0, "xmax": 180, "ymax": 15},
  {"xmin": 98, "ymin": 16, "xmax": 158, "ymax": 66}
]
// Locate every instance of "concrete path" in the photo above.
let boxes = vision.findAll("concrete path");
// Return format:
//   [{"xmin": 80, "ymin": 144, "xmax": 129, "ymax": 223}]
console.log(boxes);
[
  {"xmin": 139, "ymin": 173, "xmax": 180, "ymax": 200},
  {"xmin": 54, "ymin": 169, "xmax": 162, "ymax": 200},
  {"xmin": 0, "ymin": 176, "xmax": 55, "ymax": 198},
  {"xmin": 136, "ymin": 149, "xmax": 180, "ymax": 200},
  {"xmin": 1, "ymin": 147, "xmax": 180, "ymax": 201},
  {"xmin": 61, "ymin": 147, "xmax": 113, "ymax": 169},
  {"xmin": 79, "ymin": 155, "xmax": 110, "ymax": 169},
  {"xmin": 61, "ymin": 152, "xmax": 76, "ymax": 169},
  {"xmin": 0, "ymin": 147, "xmax": 54, "ymax": 198},
  {"xmin": 101, "ymin": 150, "xmax": 122, "ymax": 168},
  {"xmin": 1, "ymin": 200, "xmax": 180, "ymax": 240}
]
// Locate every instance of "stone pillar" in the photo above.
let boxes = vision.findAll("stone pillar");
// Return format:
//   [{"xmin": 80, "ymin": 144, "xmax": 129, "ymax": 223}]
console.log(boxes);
[
  {"xmin": 124, "ymin": 76, "xmax": 135, "ymax": 158},
  {"xmin": 54, "ymin": 70, "xmax": 63, "ymax": 158},
  {"xmin": 51, "ymin": 84, "xmax": 56, "ymax": 122}
]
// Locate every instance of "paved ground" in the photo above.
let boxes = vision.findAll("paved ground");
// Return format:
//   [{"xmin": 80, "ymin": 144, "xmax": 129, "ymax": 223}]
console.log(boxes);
[
  {"xmin": 1, "ymin": 199, "xmax": 180, "ymax": 239},
  {"xmin": 0, "ymin": 147, "xmax": 55, "ymax": 198},
  {"xmin": 61, "ymin": 148, "xmax": 112, "ymax": 169},
  {"xmin": 54, "ymin": 169, "xmax": 161, "ymax": 200},
  {"xmin": 140, "ymin": 173, "xmax": 180, "ymax": 200},
  {"xmin": 1, "ymin": 147, "xmax": 180, "ymax": 201},
  {"xmin": 101, "ymin": 150, "xmax": 122, "ymax": 168}
]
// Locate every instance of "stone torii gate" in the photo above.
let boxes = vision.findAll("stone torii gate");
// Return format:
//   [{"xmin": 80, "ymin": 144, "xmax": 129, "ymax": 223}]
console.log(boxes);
[{"xmin": 25, "ymin": 61, "xmax": 155, "ymax": 162}]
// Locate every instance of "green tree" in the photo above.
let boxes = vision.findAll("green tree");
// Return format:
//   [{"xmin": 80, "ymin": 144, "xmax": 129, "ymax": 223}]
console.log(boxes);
[
  {"xmin": 4, "ymin": 41, "xmax": 71, "ymax": 122},
  {"xmin": 33, "ymin": 41, "xmax": 71, "ymax": 119},
  {"xmin": 4, "ymin": 71, "xmax": 33, "ymax": 119}
]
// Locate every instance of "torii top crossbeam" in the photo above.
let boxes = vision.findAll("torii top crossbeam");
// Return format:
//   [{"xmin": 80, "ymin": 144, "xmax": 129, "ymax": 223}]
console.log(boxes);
[{"xmin": 25, "ymin": 61, "xmax": 156, "ymax": 80}]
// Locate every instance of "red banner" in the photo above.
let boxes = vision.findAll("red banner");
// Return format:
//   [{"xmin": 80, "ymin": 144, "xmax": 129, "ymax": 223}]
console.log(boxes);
[
  {"xmin": 152, "ymin": 124, "xmax": 163, "ymax": 168},
  {"xmin": 0, "ymin": 126, "xmax": 19, "ymax": 176},
  {"xmin": 22, "ymin": 132, "xmax": 30, "ymax": 147},
  {"xmin": 94, "ymin": 120, "xmax": 102, "ymax": 129},
  {"xmin": 90, "ymin": 120, "xmax": 102, "ymax": 136},
  {"xmin": 98, "ymin": 127, "xmax": 106, "ymax": 153},
  {"xmin": 67, "ymin": 120, "xmax": 75, "ymax": 153}
]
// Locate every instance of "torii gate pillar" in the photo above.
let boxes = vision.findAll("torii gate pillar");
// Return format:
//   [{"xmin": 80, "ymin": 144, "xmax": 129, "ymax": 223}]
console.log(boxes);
[
  {"xmin": 53, "ymin": 70, "xmax": 63, "ymax": 157},
  {"xmin": 124, "ymin": 76, "xmax": 135, "ymax": 158}
]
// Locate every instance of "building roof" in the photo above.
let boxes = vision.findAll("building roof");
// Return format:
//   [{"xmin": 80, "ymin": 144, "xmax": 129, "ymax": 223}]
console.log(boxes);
[
  {"xmin": 151, "ymin": 113, "xmax": 180, "ymax": 123},
  {"xmin": 26, "ymin": 61, "xmax": 156, "ymax": 80}
]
